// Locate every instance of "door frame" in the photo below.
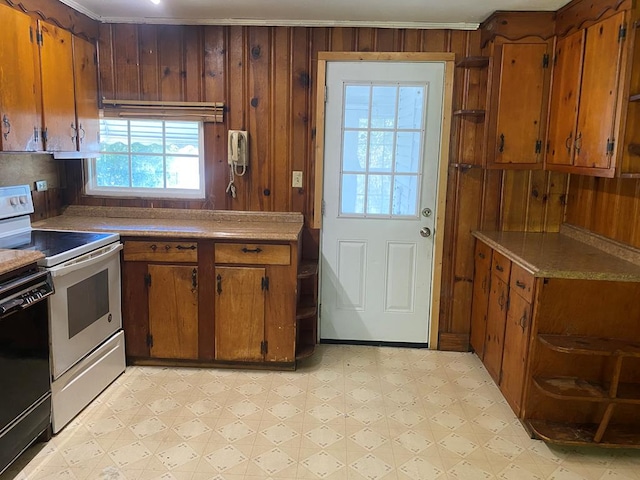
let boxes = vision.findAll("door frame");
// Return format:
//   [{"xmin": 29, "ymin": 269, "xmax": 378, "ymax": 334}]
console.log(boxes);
[{"xmin": 313, "ymin": 52, "xmax": 455, "ymax": 349}]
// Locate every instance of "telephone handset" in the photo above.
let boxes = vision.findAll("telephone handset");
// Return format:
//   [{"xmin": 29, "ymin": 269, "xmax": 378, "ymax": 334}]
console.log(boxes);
[
  {"xmin": 226, "ymin": 130, "xmax": 248, "ymax": 199},
  {"xmin": 228, "ymin": 130, "xmax": 248, "ymax": 173}
]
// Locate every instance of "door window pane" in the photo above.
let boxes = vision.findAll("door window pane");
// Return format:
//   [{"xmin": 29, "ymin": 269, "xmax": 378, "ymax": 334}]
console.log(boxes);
[
  {"xmin": 393, "ymin": 176, "xmax": 419, "ymax": 216},
  {"xmin": 339, "ymin": 82, "xmax": 425, "ymax": 218},
  {"xmin": 369, "ymin": 131, "xmax": 394, "ymax": 172},
  {"xmin": 342, "ymin": 131, "xmax": 368, "ymax": 172},
  {"xmin": 366, "ymin": 175, "xmax": 392, "ymax": 215},
  {"xmin": 371, "ymin": 86, "xmax": 397, "ymax": 128},
  {"xmin": 341, "ymin": 174, "xmax": 366, "ymax": 214},
  {"xmin": 344, "ymin": 85, "xmax": 370, "ymax": 128}
]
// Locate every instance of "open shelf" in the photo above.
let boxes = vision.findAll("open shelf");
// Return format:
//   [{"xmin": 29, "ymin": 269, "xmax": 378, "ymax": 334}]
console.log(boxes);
[
  {"xmin": 298, "ymin": 260, "xmax": 318, "ymax": 279},
  {"xmin": 538, "ymin": 334, "xmax": 640, "ymax": 357},
  {"xmin": 528, "ymin": 419, "xmax": 640, "ymax": 448},
  {"xmin": 533, "ymin": 377, "xmax": 640, "ymax": 404},
  {"xmin": 456, "ymin": 56, "xmax": 490, "ymax": 68},
  {"xmin": 295, "ymin": 259, "xmax": 318, "ymax": 363}
]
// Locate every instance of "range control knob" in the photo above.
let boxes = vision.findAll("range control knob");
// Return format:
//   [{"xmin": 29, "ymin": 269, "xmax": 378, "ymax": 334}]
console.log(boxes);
[
  {"xmin": 19, "ymin": 195, "xmax": 28, "ymax": 204},
  {"xmin": 9, "ymin": 197, "xmax": 18, "ymax": 206}
]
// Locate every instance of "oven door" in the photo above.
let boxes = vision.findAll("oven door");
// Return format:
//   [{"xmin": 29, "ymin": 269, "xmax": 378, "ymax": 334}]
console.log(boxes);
[{"xmin": 48, "ymin": 242, "xmax": 123, "ymax": 379}]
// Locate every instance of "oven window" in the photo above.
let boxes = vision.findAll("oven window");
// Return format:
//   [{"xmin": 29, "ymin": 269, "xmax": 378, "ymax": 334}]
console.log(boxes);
[{"xmin": 67, "ymin": 269, "xmax": 110, "ymax": 338}]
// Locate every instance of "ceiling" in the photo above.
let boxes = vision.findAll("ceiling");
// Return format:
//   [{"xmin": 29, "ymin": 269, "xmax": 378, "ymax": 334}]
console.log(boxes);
[{"xmin": 59, "ymin": 0, "xmax": 571, "ymax": 30}]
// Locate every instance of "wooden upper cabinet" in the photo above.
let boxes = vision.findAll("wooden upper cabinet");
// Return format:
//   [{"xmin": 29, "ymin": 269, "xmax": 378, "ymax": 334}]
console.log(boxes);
[
  {"xmin": 0, "ymin": 5, "xmax": 41, "ymax": 151},
  {"xmin": 72, "ymin": 36, "xmax": 100, "ymax": 153},
  {"xmin": 574, "ymin": 14, "xmax": 624, "ymax": 170},
  {"xmin": 486, "ymin": 42, "xmax": 551, "ymax": 168},
  {"xmin": 546, "ymin": 12, "xmax": 627, "ymax": 176},
  {"xmin": 38, "ymin": 20, "xmax": 77, "ymax": 152},
  {"xmin": 546, "ymin": 31, "xmax": 584, "ymax": 167}
]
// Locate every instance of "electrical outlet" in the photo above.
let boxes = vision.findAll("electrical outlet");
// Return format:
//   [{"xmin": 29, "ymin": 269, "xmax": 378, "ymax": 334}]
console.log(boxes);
[
  {"xmin": 292, "ymin": 171, "xmax": 303, "ymax": 188},
  {"xmin": 35, "ymin": 180, "xmax": 48, "ymax": 191}
]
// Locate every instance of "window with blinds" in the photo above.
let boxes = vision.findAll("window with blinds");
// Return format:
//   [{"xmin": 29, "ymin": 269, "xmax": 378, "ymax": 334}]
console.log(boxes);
[{"xmin": 85, "ymin": 118, "xmax": 204, "ymax": 199}]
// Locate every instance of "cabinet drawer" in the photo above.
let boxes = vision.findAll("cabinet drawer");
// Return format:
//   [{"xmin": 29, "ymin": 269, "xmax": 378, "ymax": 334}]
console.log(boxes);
[
  {"xmin": 215, "ymin": 243, "xmax": 290, "ymax": 265},
  {"xmin": 509, "ymin": 263, "xmax": 535, "ymax": 303},
  {"xmin": 476, "ymin": 241, "xmax": 492, "ymax": 269},
  {"xmin": 123, "ymin": 241, "xmax": 198, "ymax": 262},
  {"xmin": 491, "ymin": 251, "xmax": 511, "ymax": 283}
]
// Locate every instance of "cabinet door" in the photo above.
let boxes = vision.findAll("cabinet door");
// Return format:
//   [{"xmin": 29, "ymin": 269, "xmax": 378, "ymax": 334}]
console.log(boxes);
[
  {"xmin": 470, "ymin": 242, "xmax": 492, "ymax": 358},
  {"xmin": 215, "ymin": 266, "xmax": 265, "ymax": 362},
  {"xmin": 574, "ymin": 13, "xmax": 625, "ymax": 170},
  {"xmin": 265, "ymin": 265, "xmax": 296, "ymax": 363},
  {"xmin": 72, "ymin": 36, "xmax": 100, "ymax": 153},
  {"xmin": 546, "ymin": 30, "xmax": 584, "ymax": 167},
  {"xmin": 500, "ymin": 291, "xmax": 532, "ymax": 416},
  {"xmin": 0, "ymin": 5, "xmax": 41, "ymax": 151},
  {"xmin": 574, "ymin": 12, "xmax": 624, "ymax": 168},
  {"xmin": 39, "ymin": 20, "xmax": 76, "ymax": 152},
  {"xmin": 121, "ymin": 261, "xmax": 150, "ymax": 358},
  {"xmin": 489, "ymin": 43, "xmax": 549, "ymax": 167},
  {"xmin": 484, "ymin": 274, "xmax": 509, "ymax": 383},
  {"xmin": 148, "ymin": 264, "xmax": 199, "ymax": 360}
]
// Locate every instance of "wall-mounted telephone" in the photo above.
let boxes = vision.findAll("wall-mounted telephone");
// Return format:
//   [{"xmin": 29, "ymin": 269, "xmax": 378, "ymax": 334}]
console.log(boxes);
[
  {"xmin": 228, "ymin": 130, "xmax": 248, "ymax": 174},
  {"xmin": 226, "ymin": 130, "xmax": 248, "ymax": 199}
]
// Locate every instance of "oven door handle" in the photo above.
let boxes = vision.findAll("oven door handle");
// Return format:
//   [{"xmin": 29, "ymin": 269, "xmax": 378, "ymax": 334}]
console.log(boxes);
[{"xmin": 48, "ymin": 243, "xmax": 123, "ymax": 278}]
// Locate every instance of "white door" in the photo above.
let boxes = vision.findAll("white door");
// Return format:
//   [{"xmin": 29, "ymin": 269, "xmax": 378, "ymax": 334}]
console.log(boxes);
[{"xmin": 320, "ymin": 61, "xmax": 445, "ymax": 344}]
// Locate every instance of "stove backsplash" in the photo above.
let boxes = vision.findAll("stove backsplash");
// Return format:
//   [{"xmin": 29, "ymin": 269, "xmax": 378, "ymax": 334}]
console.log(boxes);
[{"xmin": 0, "ymin": 153, "xmax": 66, "ymax": 221}]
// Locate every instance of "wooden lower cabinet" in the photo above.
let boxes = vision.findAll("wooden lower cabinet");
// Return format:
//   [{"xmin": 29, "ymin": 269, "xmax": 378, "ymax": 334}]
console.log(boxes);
[
  {"xmin": 500, "ymin": 290, "xmax": 531, "ymax": 415},
  {"xmin": 121, "ymin": 238, "xmax": 301, "ymax": 368},
  {"xmin": 214, "ymin": 266, "xmax": 266, "ymax": 362},
  {"xmin": 471, "ymin": 237, "xmax": 640, "ymax": 446},
  {"xmin": 148, "ymin": 264, "xmax": 198, "ymax": 360}
]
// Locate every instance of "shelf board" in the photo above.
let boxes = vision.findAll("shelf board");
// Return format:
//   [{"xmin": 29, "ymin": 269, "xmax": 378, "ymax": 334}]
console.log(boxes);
[
  {"xmin": 527, "ymin": 419, "xmax": 640, "ymax": 448},
  {"xmin": 538, "ymin": 334, "xmax": 640, "ymax": 357},
  {"xmin": 534, "ymin": 377, "xmax": 640, "ymax": 405},
  {"xmin": 627, "ymin": 143, "xmax": 640, "ymax": 157},
  {"xmin": 297, "ymin": 293, "xmax": 317, "ymax": 320},
  {"xmin": 453, "ymin": 110, "xmax": 485, "ymax": 123},
  {"xmin": 456, "ymin": 56, "xmax": 489, "ymax": 68},
  {"xmin": 295, "ymin": 343, "xmax": 316, "ymax": 361},
  {"xmin": 629, "ymin": 93, "xmax": 640, "ymax": 102},
  {"xmin": 298, "ymin": 260, "xmax": 318, "ymax": 279}
]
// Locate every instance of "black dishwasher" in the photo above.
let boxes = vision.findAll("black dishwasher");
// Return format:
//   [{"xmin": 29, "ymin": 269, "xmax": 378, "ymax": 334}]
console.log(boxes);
[{"xmin": 0, "ymin": 267, "xmax": 54, "ymax": 475}]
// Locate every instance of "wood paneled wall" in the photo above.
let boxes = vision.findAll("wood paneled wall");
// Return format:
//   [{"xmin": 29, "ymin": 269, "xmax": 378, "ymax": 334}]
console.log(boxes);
[
  {"xmin": 566, "ymin": 176, "xmax": 640, "ymax": 247},
  {"xmin": 61, "ymin": 23, "xmax": 571, "ymax": 346}
]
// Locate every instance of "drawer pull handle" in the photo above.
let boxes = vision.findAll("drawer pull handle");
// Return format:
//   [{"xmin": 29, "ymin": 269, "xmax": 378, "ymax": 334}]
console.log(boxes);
[
  {"xmin": 242, "ymin": 247, "xmax": 263, "ymax": 254},
  {"xmin": 165, "ymin": 245, "xmax": 171, "ymax": 251},
  {"xmin": 150, "ymin": 244, "xmax": 157, "ymax": 251},
  {"xmin": 478, "ymin": 252, "xmax": 485, "ymax": 259},
  {"xmin": 495, "ymin": 265, "xmax": 504, "ymax": 272},
  {"xmin": 515, "ymin": 280, "xmax": 526, "ymax": 289},
  {"xmin": 177, "ymin": 245, "xmax": 197, "ymax": 250}
]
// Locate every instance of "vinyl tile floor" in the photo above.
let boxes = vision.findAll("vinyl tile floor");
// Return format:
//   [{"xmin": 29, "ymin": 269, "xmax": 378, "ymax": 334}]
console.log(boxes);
[{"xmin": 2, "ymin": 345, "xmax": 640, "ymax": 480}]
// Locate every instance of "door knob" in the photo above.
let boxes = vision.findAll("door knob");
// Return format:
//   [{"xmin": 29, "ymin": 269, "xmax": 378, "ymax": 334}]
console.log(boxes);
[{"xmin": 420, "ymin": 227, "xmax": 431, "ymax": 238}]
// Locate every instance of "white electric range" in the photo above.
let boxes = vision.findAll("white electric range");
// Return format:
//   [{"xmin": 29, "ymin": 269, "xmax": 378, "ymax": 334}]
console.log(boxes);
[{"xmin": 0, "ymin": 185, "xmax": 126, "ymax": 433}]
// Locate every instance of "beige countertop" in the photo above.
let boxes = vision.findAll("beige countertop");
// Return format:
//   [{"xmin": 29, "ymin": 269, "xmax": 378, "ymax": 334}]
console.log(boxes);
[
  {"xmin": 32, "ymin": 206, "xmax": 304, "ymax": 242},
  {"xmin": 473, "ymin": 226, "xmax": 640, "ymax": 281},
  {"xmin": 0, "ymin": 249, "xmax": 45, "ymax": 276}
]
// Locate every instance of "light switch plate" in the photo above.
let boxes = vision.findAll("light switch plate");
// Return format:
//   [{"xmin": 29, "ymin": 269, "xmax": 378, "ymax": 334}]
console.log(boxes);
[
  {"xmin": 35, "ymin": 180, "xmax": 48, "ymax": 191},
  {"xmin": 292, "ymin": 171, "xmax": 303, "ymax": 188}
]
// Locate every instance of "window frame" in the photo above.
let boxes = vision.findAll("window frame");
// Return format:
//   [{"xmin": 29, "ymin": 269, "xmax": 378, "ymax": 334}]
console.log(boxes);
[{"xmin": 84, "ymin": 118, "xmax": 206, "ymax": 200}]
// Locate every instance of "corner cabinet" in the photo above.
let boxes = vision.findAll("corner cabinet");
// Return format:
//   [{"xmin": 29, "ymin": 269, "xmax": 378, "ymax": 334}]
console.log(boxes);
[{"xmin": 471, "ymin": 234, "xmax": 640, "ymax": 447}]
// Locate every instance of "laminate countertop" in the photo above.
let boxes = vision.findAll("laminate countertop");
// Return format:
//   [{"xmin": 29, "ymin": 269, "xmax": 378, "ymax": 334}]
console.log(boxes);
[
  {"xmin": 31, "ymin": 206, "xmax": 304, "ymax": 242},
  {"xmin": 473, "ymin": 226, "xmax": 640, "ymax": 281},
  {"xmin": 0, "ymin": 250, "xmax": 45, "ymax": 276}
]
